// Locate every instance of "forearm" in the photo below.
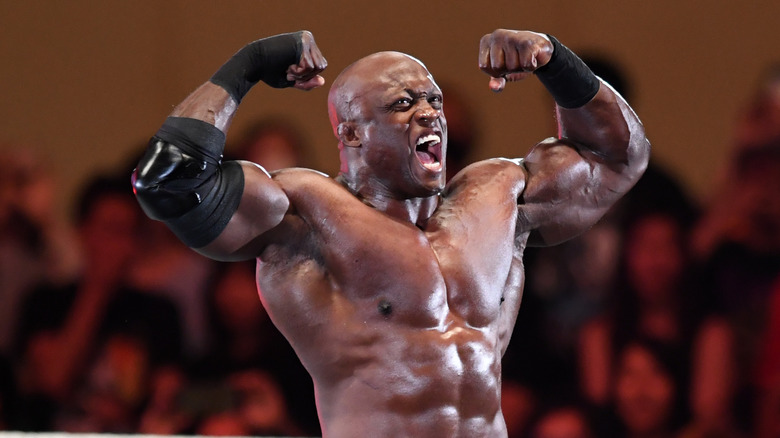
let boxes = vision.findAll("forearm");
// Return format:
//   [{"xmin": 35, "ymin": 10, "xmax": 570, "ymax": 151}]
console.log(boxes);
[
  {"xmin": 170, "ymin": 82, "xmax": 238, "ymax": 132},
  {"xmin": 163, "ymin": 30, "xmax": 305, "ymax": 129},
  {"xmin": 557, "ymin": 84, "xmax": 647, "ymax": 170},
  {"xmin": 537, "ymin": 36, "xmax": 648, "ymax": 172}
]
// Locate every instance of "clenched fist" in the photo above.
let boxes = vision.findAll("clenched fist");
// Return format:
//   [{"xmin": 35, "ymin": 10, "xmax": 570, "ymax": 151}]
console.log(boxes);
[{"xmin": 478, "ymin": 30, "xmax": 553, "ymax": 92}]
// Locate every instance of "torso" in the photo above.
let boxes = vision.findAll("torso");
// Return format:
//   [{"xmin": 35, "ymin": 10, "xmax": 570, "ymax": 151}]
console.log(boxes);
[{"xmin": 256, "ymin": 159, "xmax": 529, "ymax": 437}]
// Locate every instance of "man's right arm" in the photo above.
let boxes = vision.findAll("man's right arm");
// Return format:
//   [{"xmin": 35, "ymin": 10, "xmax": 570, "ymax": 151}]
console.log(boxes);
[{"xmin": 132, "ymin": 31, "xmax": 326, "ymax": 261}]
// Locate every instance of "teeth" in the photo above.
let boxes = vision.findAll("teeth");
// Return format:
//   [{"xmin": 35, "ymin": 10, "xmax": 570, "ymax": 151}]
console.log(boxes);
[{"xmin": 416, "ymin": 134, "xmax": 440, "ymax": 146}]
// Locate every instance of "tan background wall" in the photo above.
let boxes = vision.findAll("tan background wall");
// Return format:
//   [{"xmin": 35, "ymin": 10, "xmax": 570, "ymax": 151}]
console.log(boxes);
[{"xmin": 1, "ymin": 0, "xmax": 777, "ymax": 220}]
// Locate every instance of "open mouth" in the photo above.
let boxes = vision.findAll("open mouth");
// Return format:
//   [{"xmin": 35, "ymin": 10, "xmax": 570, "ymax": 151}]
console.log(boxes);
[{"xmin": 415, "ymin": 133, "xmax": 443, "ymax": 172}]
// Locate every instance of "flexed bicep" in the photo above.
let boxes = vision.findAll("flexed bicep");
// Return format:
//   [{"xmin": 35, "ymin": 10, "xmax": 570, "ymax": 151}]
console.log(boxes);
[
  {"xmin": 518, "ymin": 138, "xmax": 621, "ymax": 247},
  {"xmin": 195, "ymin": 161, "xmax": 291, "ymax": 261}
]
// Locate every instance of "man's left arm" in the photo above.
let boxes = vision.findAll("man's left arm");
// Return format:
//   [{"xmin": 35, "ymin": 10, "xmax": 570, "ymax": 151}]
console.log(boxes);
[{"xmin": 479, "ymin": 29, "xmax": 650, "ymax": 246}]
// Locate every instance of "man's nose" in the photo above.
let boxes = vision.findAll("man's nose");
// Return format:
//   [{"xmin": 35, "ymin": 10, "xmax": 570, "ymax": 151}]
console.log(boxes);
[{"xmin": 415, "ymin": 103, "xmax": 440, "ymax": 126}]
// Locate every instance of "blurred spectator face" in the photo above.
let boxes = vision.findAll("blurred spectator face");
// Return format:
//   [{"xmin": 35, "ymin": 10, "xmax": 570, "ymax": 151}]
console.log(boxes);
[
  {"xmin": 614, "ymin": 344, "xmax": 675, "ymax": 435},
  {"xmin": 531, "ymin": 408, "xmax": 592, "ymax": 438},
  {"xmin": 0, "ymin": 150, "xmax": 55, "ymax": 224},
  {"xmin": 214, "ymin": 263, "xmax": 268, "ymax": 333},
  {"xmin": 79, "ymin": 194, "xmax": 141, "ymax": 280},
  {"xmin": 735, "ymin": 70, "xmax": 780, "ymax": 148},
  {"xmin": 231, "ymin": 370, "xmax": 289, "ymax": 433},
  {"xmin": 241, "ymin": 128, "xmax": 300, "ymax": 172},
  {"xmin": 735, "ymin": 151, "xmax": 780, "ymax": 251},
  {"xmin": 625, "ymin": 215, "xmax": 684, "ymax": 304},
  {"xmin": 82, "ymin": 335, "xmax": 150, "ymax": 426}
]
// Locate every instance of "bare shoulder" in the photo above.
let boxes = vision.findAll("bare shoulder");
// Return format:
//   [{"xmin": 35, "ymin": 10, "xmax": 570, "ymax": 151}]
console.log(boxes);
[
  {"xmin": 514, "ymin": 136, "xmax": 628, "ymax": 246},
  {"xmin": 270, "ymin": 167, "xmax": 349, "ymax": 207},
  {"xmin": 446, "ymin": 157, "xmax": 527, "ymax": 195},
  {"xmin": 271, "ymin": 167, "xmax": 335, "ymax": 189},
  {"xmin": 243, "ymin": 168, "xmax": 346, "ymax": 274}
]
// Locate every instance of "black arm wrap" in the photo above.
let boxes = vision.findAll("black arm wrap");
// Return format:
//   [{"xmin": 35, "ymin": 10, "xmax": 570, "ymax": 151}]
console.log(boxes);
[
  {"xmin": 132, "ymin": 117, "xmax": 244, "ymax": 248},
  {"xmin": 209, "ymin": 31, "xmax": 303, "ymax": 103},
  {"xmin": 534, "ymin": 35, "xmax": 600, "ymax": 109}
]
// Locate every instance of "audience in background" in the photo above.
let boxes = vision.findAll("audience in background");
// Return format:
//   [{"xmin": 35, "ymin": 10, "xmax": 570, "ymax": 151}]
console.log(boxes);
[
  {"xmin": 1, "ymin": 59, "xmax": 779, "ymax": 436},
  {"xmin": 128, "ymin": 214, "xmax": 216, "ymax": 361},
  {"xmin": 190, "ymin": 260, "xmax": 318, "ymax": 435},
  {"xmin": 501, "ymin": 380, "xmax": 538, "ymax": 438},
  {"xmin": 138, "ymin": 259, "xmax": 316, "ymax": 436},
  {"xmin": 230, "ymin": 117, "xmax": 309, "ymax": 172},
  {"xmin": 606, "ymin": 338, "xmax": 689, "ymax": 438},
  {"xmin": 137, "ymin": 366, "xmax": 192, "ymax": 435},
  {"xmin": 756, "ymin": 279, "xmax": 780, "ymax": 438},
  {"xmin": 527, "ymin": 403, "xmax": 595, "ymax": 438},
  {"xmin": 0, "ymin": 149, "xmax": 79, "ymax": 356},
  {"xmin": 11, "ymin": 174, "xmax": 183, "ymax": 431},
  {"xmin": 579, "ymin": 183, "xmax": 737, "ymax": 435},
  {"xmin": 732, "ymin": 63, "xmax": 780, "ymax": 152},
  {"xmin": 0, "ymin": 355, "xmax": 16, "ymax": 430},
  {"xmin": 691, "ymin": 65, "xmax": 780, "ymax": 434}
]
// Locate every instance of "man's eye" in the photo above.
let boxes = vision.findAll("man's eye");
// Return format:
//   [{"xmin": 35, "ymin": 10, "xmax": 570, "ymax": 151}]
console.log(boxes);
[
  {"xmin": 386, "ymin": 98, "xmax": 413, "ymax": 112},
  {"xmin": 429, "ymin": 96, "xmax": 443, "ymax": 108}
]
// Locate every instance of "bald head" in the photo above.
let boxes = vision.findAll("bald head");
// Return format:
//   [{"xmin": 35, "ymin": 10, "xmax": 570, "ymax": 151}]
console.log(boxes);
[
  {"xmin": 327, "ymin": 52, "xmax": 434, "ymax": 132},
  {"xmin": 326, "ymin": 51, "xmax": 447, "ymax": 194}
]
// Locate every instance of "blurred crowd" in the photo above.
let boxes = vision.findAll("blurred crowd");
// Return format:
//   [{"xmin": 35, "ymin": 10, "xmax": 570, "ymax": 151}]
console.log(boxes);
[{"xmin": 0, "ymin": 60, "xmax": 779, "ymax": 438}]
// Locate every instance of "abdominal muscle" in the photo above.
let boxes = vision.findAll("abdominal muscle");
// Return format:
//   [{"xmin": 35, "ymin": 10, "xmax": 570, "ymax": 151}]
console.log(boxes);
[{"xmin": 311, "ymin": 316, "xmax": 507, "ymax": 438}]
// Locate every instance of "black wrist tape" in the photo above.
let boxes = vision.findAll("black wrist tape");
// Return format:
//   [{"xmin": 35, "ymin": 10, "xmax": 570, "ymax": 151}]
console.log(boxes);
[
  {"xmin": 535, "ymin": 35, "xmax": 600, "ymax": 109},
  {"xmin": 210, "ymin": 32, "xmax": 303, "ymax": 102}
]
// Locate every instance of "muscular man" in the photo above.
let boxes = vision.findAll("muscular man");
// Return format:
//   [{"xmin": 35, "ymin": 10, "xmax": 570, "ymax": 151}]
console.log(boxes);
[{"xmin": 133, "ymin": 29, "xmax": 649, "ymax": 437}]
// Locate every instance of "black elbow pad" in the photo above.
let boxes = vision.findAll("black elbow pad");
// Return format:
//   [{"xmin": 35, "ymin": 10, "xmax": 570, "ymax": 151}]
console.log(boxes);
[
  {"xmin": 132, "ymin": 117, "xmax": 244, "ymax": 248},
  {"xmin": 133, "ymin": 138, "xmax": 217, "ymax": 220},
  {"xmin": 133, "ymin": 139, "xmax": 207, "ymax": 219},
  {"xmin": 163, "ymin": 160, "xmax": 244, "ymax": 248}
]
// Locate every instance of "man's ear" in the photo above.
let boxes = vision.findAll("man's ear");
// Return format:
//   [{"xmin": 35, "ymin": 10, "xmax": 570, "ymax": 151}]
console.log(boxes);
[{"xmin": 337, "ymin": 122, "xmax": 361, "ymax": 148}]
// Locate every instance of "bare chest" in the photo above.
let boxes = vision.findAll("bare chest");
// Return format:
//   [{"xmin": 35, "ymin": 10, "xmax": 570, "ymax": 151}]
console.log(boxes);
[
  {"xmin": 261, "ymin": 162, "xmax": 527, "ymax": 332},
  {"xmin": 319, "ymin": 196, "xmax": 522, "ymax": 329}
]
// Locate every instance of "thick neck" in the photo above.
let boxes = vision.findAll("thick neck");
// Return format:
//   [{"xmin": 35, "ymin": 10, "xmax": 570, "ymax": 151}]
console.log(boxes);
[{"xmin": 335, "ymin": 173, "xmax": 439, "ymax": 228}]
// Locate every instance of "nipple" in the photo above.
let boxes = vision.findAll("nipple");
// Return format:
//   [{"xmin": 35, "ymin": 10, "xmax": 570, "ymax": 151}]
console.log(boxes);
[{"xmin": 378, "ymin": 299, "xmax": 392, "ymax": 317}]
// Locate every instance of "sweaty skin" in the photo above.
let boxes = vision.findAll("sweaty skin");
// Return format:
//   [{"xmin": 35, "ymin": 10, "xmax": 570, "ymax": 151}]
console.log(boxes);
[{"xmin": 144, "ymin": 30, "xmax": 648, "ymax": 437}]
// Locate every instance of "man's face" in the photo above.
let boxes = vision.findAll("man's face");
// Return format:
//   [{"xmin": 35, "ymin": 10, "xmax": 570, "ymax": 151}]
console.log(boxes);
[
  {"xmin": 614, "ymin": 344, "xmax": 675, "ymax": 434},
  {"xmin": 79, "ymin": 194, "xmax": 141, "ymax": 279},
  {"xmin": 348, "ymin": 54, "xmax": 448, "ymax": 197},
  {"xmin": 625, "ymin": 215, "xmax": 684, "ymax": 303}
]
